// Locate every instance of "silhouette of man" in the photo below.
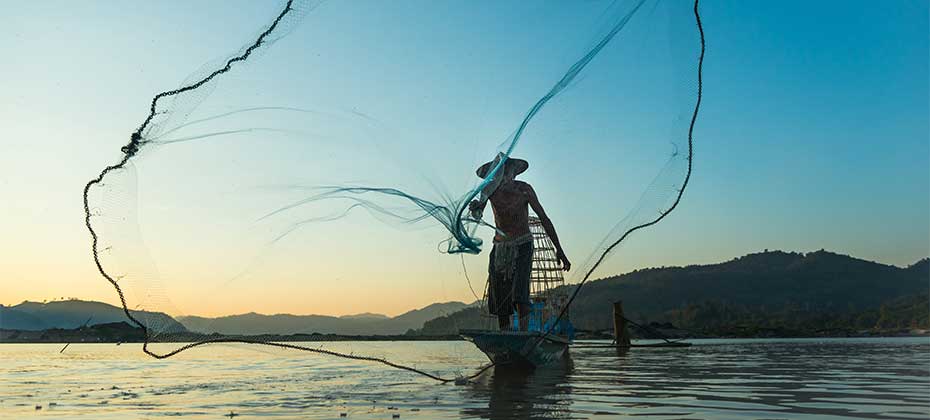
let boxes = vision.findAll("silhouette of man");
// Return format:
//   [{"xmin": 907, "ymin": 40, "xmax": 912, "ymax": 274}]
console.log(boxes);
[{"xmin": 469, "ymin": 155, "xmax": 570, "ymax": 331}]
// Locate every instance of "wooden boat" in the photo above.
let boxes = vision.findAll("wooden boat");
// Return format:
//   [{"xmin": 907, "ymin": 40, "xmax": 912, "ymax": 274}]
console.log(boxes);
[
  {"xmin": 460, "ymin": 329, "xmax": 569, "ymax": 368},
  {"xmin": 461, "ymin": 216, "xmax": 574, "ymax": 368}
]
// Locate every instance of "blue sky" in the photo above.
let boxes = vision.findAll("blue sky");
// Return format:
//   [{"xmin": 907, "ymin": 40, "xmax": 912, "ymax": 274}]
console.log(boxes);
[{"xmin": 0, "ymin": 0, "xmax": 926, "ymax": 316}]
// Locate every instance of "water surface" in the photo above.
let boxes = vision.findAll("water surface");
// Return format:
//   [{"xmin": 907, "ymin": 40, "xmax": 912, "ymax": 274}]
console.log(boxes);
[{"xmin": 2, "ymin": 338, "xmax": 928, "ymax": 419}]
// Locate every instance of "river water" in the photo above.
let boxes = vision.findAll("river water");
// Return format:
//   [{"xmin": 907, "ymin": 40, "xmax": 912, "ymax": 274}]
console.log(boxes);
[{"xmin": 2, "ymin": 338, "xmax": 928, "ymax": 419}]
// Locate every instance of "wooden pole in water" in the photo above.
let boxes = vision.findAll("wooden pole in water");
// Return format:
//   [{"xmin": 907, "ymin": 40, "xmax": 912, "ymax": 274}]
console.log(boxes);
[{"xmin": 613, "ymin": 301, "xmax": 631, "ymax": 348}]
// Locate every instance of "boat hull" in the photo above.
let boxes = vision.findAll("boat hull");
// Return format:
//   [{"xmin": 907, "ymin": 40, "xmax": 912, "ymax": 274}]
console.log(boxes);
[{"xmin": 460, "ymin": 329, "xmax": 569, "ymax": 368}]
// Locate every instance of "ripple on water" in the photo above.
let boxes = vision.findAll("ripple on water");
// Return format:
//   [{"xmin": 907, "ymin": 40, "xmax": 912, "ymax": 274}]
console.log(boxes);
[{"xmin": 0, "ymin": 338, "xmax": 928, "ymax": 419}]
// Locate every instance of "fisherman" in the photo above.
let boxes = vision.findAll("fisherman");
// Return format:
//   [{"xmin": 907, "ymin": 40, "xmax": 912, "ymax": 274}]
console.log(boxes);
[{"xmin": 469, "ymin": 155, "xmax": 570, "ymax": 331}]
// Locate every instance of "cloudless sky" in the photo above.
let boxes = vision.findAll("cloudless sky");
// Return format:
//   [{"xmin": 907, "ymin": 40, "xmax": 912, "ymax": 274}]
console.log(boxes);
[{"xmin": 1, "ymin": 0, "xmax": 927, "ymax": 318}]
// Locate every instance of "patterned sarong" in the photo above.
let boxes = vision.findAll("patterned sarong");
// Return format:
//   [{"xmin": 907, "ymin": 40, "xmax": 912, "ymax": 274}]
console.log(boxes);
[{"xmin": 487, "ymin": 233, "xmax": 533, "ymax": 316}]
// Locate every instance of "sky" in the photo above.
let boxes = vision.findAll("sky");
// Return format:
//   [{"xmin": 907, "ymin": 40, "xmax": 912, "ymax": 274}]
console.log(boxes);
[{"xmin": 1, "ymin": 0, "xmax": 927, "ymax": 318}]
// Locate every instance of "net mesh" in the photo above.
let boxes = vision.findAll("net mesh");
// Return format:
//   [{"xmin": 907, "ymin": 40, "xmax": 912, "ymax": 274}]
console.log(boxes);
[{"xmin": 83, "ymin": 0, "xmax": 705, "ymax": 382}]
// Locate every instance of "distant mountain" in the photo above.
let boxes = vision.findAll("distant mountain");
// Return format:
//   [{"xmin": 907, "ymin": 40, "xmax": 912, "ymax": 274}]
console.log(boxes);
[
  {"xmin": 0, "ymin": 299, "xmax": 468, "ymax": 337},
  {"xmin": 417, "ymin": 307, "xmax": 483, "ymax": 336},
  {"xmin": 389, "ymin": 301, "xmax": 472, "ymax": 329},
  {"xmin": 0, "ymin": 307, "xmax": 46, "ymax": 330},
  {"xmin": 0, "ymin": 300, "xmax": 186, "ymax": 333},
  {"xmin": 177, "ymin": 301, "xmax": 469, "ymax": 335},
  {"xmin": 418, "ymin": 250, "xmax": 930, "ymax": 335},
  {"xmin": 339, "ymin": 313, "xmax": 389, "ymax": 320}
]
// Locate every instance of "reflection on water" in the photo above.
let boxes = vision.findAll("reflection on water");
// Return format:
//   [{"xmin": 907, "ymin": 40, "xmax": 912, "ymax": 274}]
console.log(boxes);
[
  {"xmin": 1, "ymin": 338, "xmax": 928, "ymax": 419},
  {"xmin": 465, "ymin": 357, "xmax": 575, "ymax": 419}
]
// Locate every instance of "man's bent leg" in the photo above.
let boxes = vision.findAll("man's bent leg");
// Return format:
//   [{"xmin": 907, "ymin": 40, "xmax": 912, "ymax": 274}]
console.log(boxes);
[
  {"xmin": 517, "ymin": 303, "xmax": 531, "ymax": 331},
  {"xmin": 498, "ymin": 314, "xmax": 511, "ymax": 331},
  {"xmin": 513, "ymin": 241, "xmax": 534, "ymax": 332}
]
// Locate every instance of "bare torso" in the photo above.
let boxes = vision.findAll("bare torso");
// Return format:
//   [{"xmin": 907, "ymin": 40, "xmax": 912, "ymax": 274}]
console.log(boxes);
[{"xmin": 489, "ymin": 180, "xmax": 531, "ymax": 242}]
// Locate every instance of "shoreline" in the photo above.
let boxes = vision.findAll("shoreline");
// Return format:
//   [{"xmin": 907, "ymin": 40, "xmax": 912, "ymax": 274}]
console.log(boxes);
[
  {"xmin": 1, "ymin": 322, "xmax": 926, "ymax": 344},
  {"xmin": 0, "ymin": 324, "xmax": 463, "ymax": 344}
]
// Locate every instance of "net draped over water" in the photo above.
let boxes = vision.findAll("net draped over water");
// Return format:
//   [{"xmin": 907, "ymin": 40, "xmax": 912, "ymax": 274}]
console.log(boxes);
[{"xmin": 84, "ymin": 0, "xmax": 704, "ymax": 380}]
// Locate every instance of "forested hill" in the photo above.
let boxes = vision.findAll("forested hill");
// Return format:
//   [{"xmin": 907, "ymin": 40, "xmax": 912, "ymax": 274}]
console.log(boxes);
[
  {"xmin": 567, "ymin": 250, "xmax": 927, "ymax": 329},
  {"xmin": 418, "ymin": 250, "xmax": 929, "ymax": 335}
]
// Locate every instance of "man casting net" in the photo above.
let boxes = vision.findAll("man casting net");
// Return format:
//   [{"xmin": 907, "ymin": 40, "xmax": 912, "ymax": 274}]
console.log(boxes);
[{"xmin": 83, "ymin": 0, "xmax": 704, "ymax": 381}]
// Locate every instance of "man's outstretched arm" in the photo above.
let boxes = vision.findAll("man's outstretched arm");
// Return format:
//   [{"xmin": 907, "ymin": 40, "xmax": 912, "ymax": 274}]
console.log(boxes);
[{"xmin": 525, "ymin": 184, "xmax": 570, "ymax": 271}]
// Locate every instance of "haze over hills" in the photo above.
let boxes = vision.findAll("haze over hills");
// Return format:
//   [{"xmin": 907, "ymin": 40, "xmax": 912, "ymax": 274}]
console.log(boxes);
[
  {"xmin": 0, "ymin": 300, "xmax": 186, "ymax": 332},
  {"xmin": 177, "ymin": 301, "xmax": 469, "ymax": 335},
  {"xmin": 0, "ymin": 299, "xmax": 469, "ymax": 336},
  {"xmin": 418, "ymin": 250, "xmax": 930, "ymax": 335},
  {"xmin": 339, "ymin": 313, "xmax": 390, "ymax": 320},
  {"xmin": 4, "ymin": 250, "xmax": 927, "ymax": 337}
]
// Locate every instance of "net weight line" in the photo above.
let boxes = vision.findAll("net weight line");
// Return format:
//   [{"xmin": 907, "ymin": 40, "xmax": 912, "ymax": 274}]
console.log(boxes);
[{"xmin": 83, "ymin": 0, "xmax": 298, "ymax": 347}]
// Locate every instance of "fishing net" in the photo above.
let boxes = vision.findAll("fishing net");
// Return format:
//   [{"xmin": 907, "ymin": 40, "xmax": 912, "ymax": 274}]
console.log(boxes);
[{"xmin": 84, "ymin": 0, "xmax": 704, "ymax": 381}]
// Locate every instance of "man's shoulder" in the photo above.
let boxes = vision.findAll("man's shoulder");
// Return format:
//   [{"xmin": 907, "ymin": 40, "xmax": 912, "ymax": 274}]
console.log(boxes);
[{"xmin": 513, "ymin": 180, "xmax": 534, "ymax": 192}]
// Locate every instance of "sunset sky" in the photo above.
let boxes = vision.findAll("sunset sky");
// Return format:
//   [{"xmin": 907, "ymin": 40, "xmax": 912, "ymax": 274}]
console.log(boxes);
[{"xmin": 1, "ymin": 0, "xmax": 927, "ymax": 318}]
